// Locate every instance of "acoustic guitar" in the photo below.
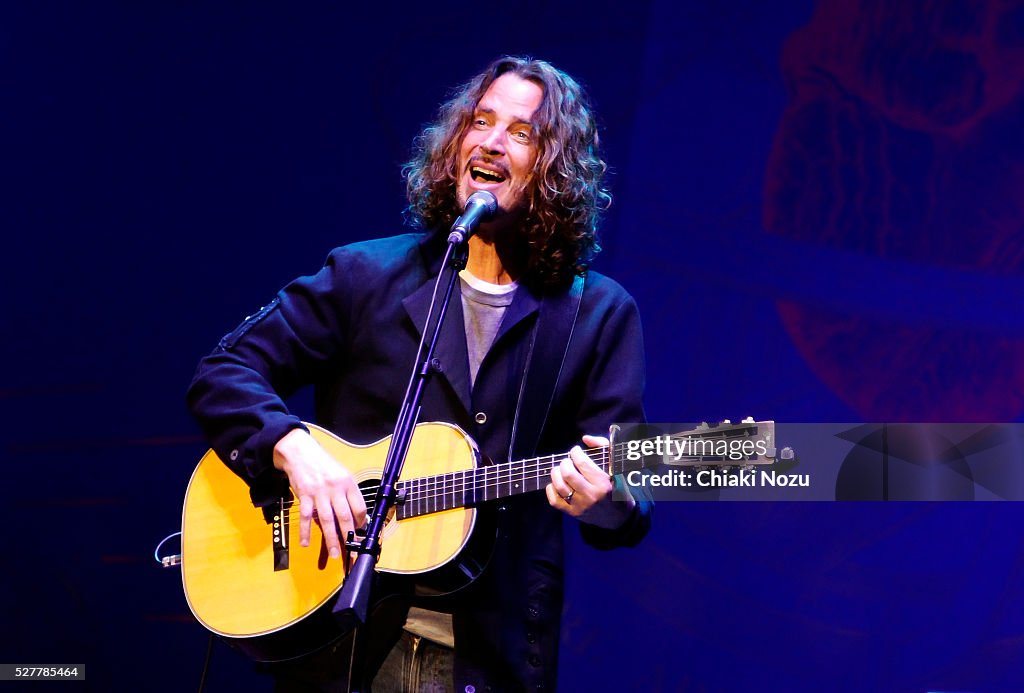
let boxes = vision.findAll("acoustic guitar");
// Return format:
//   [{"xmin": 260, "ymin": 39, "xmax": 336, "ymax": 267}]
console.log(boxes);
[{"xmin": 181, "ymin": 419, "xmax": 779, "ymax": 661}]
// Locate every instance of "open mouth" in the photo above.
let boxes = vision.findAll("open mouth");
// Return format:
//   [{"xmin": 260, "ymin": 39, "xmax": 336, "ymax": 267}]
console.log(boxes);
[{"xmin": 470, "ymin": 165, "xmax": 507, "ymax": 184}]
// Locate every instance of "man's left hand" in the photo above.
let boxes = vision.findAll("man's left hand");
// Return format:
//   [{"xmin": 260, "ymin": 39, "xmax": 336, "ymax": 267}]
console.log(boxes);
[{"xmin": 546, "ymin": 435, "xmax": 636, "ymax": 529}]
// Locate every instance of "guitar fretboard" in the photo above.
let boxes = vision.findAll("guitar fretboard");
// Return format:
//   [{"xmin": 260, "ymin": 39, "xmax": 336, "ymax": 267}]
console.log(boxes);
[
  {"xmin": 394, "ymin": 422, "xmax": 764, "ymax": 519},
  {"xmin": 395, "ymin": 449, "xmax": 608, "ymax": 519}
]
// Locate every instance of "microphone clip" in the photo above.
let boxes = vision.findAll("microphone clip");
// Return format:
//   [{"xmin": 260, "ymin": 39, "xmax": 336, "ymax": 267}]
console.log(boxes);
[{"xmin": 447, "ymin": 191, "xmax": 498, "ymax": 245}]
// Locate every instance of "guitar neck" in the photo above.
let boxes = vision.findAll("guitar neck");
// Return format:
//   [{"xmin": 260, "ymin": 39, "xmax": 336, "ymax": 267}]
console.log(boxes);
[
  {"xmin": 396, "ymin": 421, "xmax": 774, "ymax": 519},
  {"xmin": 396, "ymin": 449, "xmax": 586, "ymax": 518}
]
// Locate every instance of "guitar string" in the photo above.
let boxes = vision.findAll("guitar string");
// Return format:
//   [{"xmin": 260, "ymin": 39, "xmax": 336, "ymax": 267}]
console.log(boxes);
[
  {"xmin": 275, "ymin": 431, "xmax": 756, "ymax": 512},
  {"xmin": 385, "ymin": 453, "xmax": 611, "ymax": 513},
  {"xmin": 203, "ymin": 452, "xmax": 622, "ymax": 534},
  {"xmin": 356, "ymin": 428, "xmax": 754, "ymax": 498},
  {"xmin": 227, "ymin": 454, "xmax": 605, "ymax": 542},
  {"xmin": 277, "ymin": 454, "xmax": 610, "ymax": 509},
  {"xmin": 242, "ymin": 436, "xmax": 761, "ymax": 539},
  {"xmin": 393, "ymin": 450, "xmax": 686, "ymax": 513},
  {"xmin": 355, "ymin": 431, "xmax": 752, "ymax": 504},
  {"xmin": 272, "ymin": 447, "xmax": 613, "ymax": 512}
]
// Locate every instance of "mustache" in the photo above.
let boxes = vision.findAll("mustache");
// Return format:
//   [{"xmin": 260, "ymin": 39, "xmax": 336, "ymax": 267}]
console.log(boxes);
[{"xmin": 467, "ymin": 156, "xmax": 511, "ymax": 178}]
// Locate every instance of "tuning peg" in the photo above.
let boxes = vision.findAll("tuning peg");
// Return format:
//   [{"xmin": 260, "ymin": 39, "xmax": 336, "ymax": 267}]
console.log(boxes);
[
  {"xmin": 780, "ymin": 447, "xmax": 795, "ymax": 461},
  {"xmin": 721, "ymin": 419, "xmax": 732, "ymax": 425},
  {"xmin": 696, "ymin": 422, "xmax": 710, "ymax": 431},
  {"xmin": 742, "ymin": 416, "xmax": 754, "ymax": 423}
]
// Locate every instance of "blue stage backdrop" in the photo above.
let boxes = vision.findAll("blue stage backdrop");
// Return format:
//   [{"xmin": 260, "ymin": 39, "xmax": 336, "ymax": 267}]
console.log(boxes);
[{"xmin": 4, "ymin": 1, "xmax": 1024, "ymax": 690}]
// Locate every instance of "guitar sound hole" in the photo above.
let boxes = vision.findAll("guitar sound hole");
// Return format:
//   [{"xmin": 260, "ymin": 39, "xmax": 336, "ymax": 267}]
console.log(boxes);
[{"xmin": 358, "ymin": 479, "xmax": 380, "ymax": 517}]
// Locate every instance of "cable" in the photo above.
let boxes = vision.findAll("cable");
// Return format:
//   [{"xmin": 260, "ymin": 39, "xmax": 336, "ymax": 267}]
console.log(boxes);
[
  {"xmin": 197, "ymin": 633, "xmax": 214, "ymax": 693},
  {"xmin": 154, "ymin": 531, "xmax": 182, "ymax": 567}
]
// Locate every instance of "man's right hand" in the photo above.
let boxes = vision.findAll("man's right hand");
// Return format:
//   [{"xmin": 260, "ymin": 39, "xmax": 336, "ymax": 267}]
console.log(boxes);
[{"xmin": 272, "ymin": 428, "xmax": 368, "ymax": 559}]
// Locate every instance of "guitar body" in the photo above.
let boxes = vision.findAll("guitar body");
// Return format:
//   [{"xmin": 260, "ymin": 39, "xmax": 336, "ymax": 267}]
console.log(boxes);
[
  {"xmin": 182, "ymin": 416, "xmax": 781, "ymax": 662},
  {"xmin": 181, "ymin": 421, "xmax": 493, "ymax": 661}
]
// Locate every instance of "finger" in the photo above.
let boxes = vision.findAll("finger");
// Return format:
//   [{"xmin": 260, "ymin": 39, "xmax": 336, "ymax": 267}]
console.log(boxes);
[
  {"xmin": 569, "ymin": 446, "xmax": 612, "ymax": 487},
  {"xmin": 347, "ymin": 484, "xmax": 368, "ymax": 528},
  {"xmin": 561, "ymin": 451, "xmax": 591, "ymax": 491},
  {"xmin": 549, "ymin": 464, "xmax": 574, "ymax": 499},
  {"xmin": 545, "ymin": 481, "xmax": 575, "ymax": 513},
  {"xmin": 299, "ymin": 494, "xmax": 315, "ymax": 547},
  {"xmin": 545, "ymin": 482, "xmax": 561, "ymax": 509},
  {"xmin": 582, "ymin": 434, "xmax": 609, "ymax": 448},
  {"xmin": 316, "ymin": 493, "xmax": 341, "ymax": 559},
  {"xmin": 332, "ymin": 489, "xmax": 355, "ymax": 549}
]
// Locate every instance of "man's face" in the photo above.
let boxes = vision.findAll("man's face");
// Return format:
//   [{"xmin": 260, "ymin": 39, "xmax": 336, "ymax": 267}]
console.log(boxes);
[{"xmin": 457, "ymin": 73, "xmax": 544, "ymax": 215}]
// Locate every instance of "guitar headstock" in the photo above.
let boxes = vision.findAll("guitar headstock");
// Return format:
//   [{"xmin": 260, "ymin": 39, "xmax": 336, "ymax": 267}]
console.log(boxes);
[{"xmin": 616, "ymin": 418, "xmax": 794, "ymax": 469}]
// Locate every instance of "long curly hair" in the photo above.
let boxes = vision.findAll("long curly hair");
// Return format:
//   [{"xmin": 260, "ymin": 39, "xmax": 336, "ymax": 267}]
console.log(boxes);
[{"xmin": 404, "ymin": 56, "xmax": 611, "ymax": 288}]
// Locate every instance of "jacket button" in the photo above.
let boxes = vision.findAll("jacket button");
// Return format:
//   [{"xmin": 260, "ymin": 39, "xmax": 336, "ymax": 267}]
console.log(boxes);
[
  {"xmin": 229, "ymin": 449, "xmax": 239, "ymax": 461},
  {"xmin": 526, "ymin": 631, "xmax": 536, "ymax": 643},
  {"xmin": 528, "ymin": 655, "xmax": 541, "ymax": 667},
  {"xmin": 474, "ymin": 412, "xmax": 487, "ymax": 424},
  {"xmin": 528, "ymin": 607, "xmax": 539, "ymax": 619}
]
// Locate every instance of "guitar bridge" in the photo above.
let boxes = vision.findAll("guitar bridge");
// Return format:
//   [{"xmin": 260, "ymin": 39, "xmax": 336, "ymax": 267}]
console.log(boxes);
[{"xmin": 270, "ymin": 497, "xmax": 289, "ymax": 571}]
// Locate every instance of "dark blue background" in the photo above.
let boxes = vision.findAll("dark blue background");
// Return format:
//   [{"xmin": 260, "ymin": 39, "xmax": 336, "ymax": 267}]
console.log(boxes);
[{"xmin": 5, "ymin": 2, "xmax": 1024, "ymax": 690}]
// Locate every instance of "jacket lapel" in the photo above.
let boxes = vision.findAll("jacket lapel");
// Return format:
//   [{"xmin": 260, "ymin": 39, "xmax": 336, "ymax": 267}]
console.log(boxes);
[
  {"xmin": 492, "ymin": 283, "xmax": 541, "ymax": 346},
  {"xmin": 402, "ymin": 276, "xmax": 473, "ymax": 417}
]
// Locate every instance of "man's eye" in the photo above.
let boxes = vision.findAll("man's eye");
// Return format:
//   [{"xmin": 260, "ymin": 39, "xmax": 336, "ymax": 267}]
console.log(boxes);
[{"xmin": 513, "ymin": 130, "xmax": 530, "ymax": 141}]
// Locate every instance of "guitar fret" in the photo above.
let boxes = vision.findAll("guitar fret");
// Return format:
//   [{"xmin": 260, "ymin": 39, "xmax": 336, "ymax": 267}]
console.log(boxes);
[
  {"xmin": 447, "ymin": 471, "xmax": 454, "ymax": 511},
  {"xmin": 405, "ymin": 477, "xmax": 411, "ymax": 517},
  {"xmin": 526, "ymin": 457, "xmax": 542, "ymax": 496}
]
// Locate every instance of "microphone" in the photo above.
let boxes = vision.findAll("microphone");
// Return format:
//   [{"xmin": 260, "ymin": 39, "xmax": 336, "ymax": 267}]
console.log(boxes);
[{"xmin": 447, "ymin": 191, "xmax": 498, "ymax": 244}]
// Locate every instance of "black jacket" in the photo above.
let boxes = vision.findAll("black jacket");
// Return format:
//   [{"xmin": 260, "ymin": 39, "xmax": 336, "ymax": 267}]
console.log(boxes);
[{"xmin": 187, "ymin": 232, "xmax": 650, "ymax": 690}]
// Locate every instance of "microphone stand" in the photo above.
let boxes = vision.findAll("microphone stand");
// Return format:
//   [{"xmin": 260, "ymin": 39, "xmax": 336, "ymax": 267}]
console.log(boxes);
[{"xmin": 335, "ymin": 234, "xmax": 469, "ymax": 693}]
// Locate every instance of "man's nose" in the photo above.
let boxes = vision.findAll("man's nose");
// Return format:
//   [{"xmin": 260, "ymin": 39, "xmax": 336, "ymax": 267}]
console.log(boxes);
[{"xmin": 480, "ymin": 128, "xmax": 506, "ymax": 154}]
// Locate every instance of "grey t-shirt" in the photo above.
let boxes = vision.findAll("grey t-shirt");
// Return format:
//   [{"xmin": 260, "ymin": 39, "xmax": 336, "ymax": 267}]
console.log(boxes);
[{"xmin": 458, "ymin": 269, "xmax": 517, "ymax": 387}]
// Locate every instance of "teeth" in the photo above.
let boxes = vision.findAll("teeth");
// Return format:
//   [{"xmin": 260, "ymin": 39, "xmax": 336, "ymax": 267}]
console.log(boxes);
[{"xmin": 471, "ymin": 166, "xmax": 505, "ymax": 181}]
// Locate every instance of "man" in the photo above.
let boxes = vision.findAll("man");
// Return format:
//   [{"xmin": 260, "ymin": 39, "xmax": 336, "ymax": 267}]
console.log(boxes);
[{"xmin": 187, "ymin": 56, "xmax": 650, "ymax": 691}]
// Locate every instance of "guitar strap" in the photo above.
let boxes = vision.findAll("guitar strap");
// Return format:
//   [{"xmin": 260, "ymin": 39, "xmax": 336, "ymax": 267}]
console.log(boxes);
[{"xmin": 507, "ymin": 273, "xmax": 585, "ymax": 462}]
